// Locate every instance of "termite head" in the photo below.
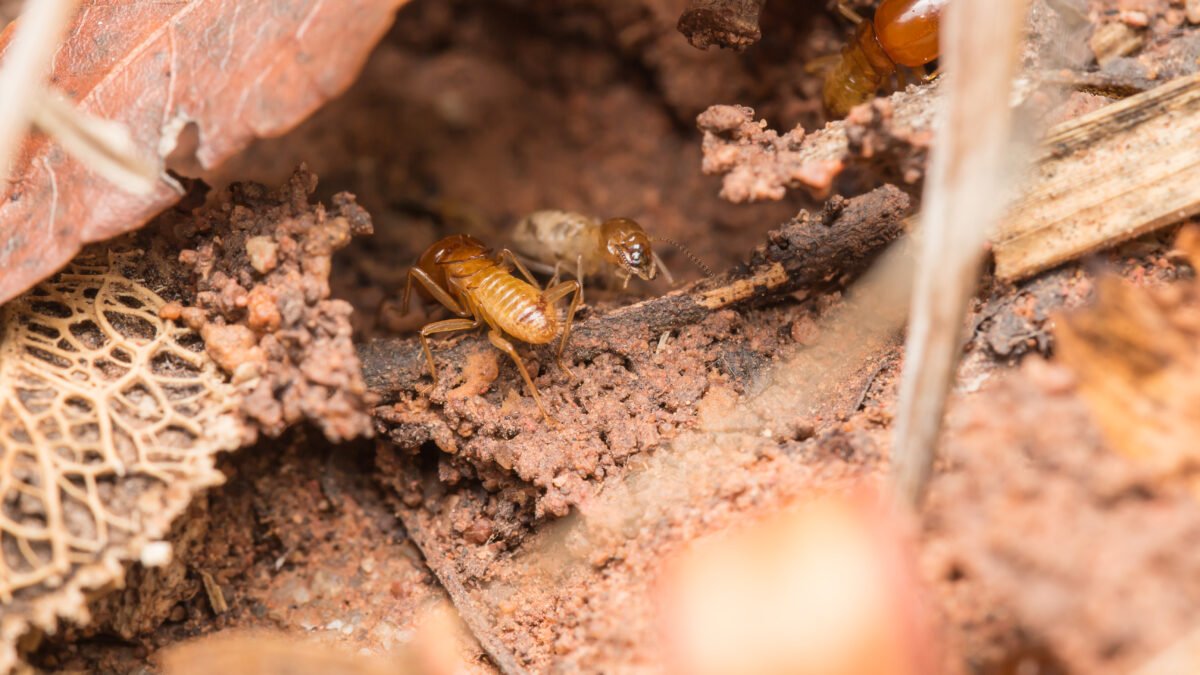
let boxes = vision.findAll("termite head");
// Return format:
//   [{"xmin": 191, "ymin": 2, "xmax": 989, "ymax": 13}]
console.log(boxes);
[
  {"xmin": 600, "ymin": 217, "xmax": 656, "ymax": 281},
  {"xmin": 412, "ymin": 234, "xmax": 491, "ymax": 302}
]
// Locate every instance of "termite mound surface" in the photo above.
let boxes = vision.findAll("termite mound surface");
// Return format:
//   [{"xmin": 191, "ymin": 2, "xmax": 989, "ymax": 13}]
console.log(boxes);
[{"xmin": 14, "ymin": 0, "xmax": 1200, "ymax": 673}]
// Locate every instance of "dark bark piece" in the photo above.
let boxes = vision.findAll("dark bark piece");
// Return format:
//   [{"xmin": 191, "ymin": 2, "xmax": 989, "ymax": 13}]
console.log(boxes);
[
  {"xmin": 677, "ymin": 0, "xmax": 766, "ymax": 50},
  {"xmin": 0, "ymin": 0, "xmax": 408, "ymax": 306}
]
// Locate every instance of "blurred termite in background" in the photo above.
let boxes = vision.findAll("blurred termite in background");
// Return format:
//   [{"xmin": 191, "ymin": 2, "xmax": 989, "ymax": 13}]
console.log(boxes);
[
  {"xmin": 402, "ymin": 234, "xmax": 581, "ymax": 423},
  {"xmin": 511, "ymin": 210, "xmax": 712, "ymax": 302},
  {"xmin": 824, "ymin": 0, "xmax": 948, "ymax": 117}
]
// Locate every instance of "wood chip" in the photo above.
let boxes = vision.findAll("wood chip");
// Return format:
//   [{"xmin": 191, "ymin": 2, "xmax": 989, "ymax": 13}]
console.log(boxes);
[
  {"xmin": 200, "ymin": 571, "xmax": 228, "ymax": 615},
  {"xmin": 1088, "ymin": 21, "xmax": 1145, "ymax": 65},
  {"xmin": 994, "ymin": 71, "xmax": 1200, "ymax": 281}
]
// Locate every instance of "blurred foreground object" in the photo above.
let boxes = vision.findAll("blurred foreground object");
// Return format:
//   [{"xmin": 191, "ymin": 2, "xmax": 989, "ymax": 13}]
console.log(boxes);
[
  {"xmin": 658, "ymin": 494, "xmax": 934, "ymax": 675},
  {"xmin": 162, "ymin": 631, "xmax": 397, "ymax": 675},
  {"xmin": 0, "ymin": 0, "xmax": 78, "ymax": 182},
  {"xmin": 891, "ymin": 0, "xmax": 1030, "ymax": 505},
  {"xmin": 161, "ymin": 603, "xmax": 480, "ymax": 675},
  {"xmin": 1055, "ymin": 226, "xmax": 1200, "ymax": 476}
]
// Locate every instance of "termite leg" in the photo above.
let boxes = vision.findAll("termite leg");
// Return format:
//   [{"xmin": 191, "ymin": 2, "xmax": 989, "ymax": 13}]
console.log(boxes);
[
  {"xmin": 402, "ymin": 271, "xmax": 414, "ymax": 313},
  {"xmin": 544, "ymin": 280, "xmax": 582, "ymax": 379},
  {"xmin": 651, "ymin": 252, "xmax": 675, "ymax": 285},
  {"xmin": 498, "ymin": 249, "xmax": 542, "ymax": 290},
  {"xmin": 549, "ymin": 261, "xmax": 563, "ymax": 287},
  {"xmin": 520, "ymin": 257, "xmax": 558, "ymax": 278},
  {"xmin": 419, "ymin": 317, "xmax": 481, "ymax": 385},
  {"xmin": 575, "ymin": 255, "xmax": 586, "ymax": 306},
  {"xmin": 805, "ymin": 54, "xmax": 843, "ymax": 75},
  {"xmin": 487, "ymin": 330, "xmax": 553, "ymax": 424},
  {"xmin": 405, "ymin": 267, "xmax": 469, "ymax": 316}
]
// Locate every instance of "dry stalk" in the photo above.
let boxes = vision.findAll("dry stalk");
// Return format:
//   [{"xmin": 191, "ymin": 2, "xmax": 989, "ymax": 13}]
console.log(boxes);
[
  {"xmin": 890, "ymin": 0, "xmax": 1030, "ymax": 506},
  {"xmin": 0, "ymin": 1, "xmax": 157, "ymax": 194},
  {"xmin": 31, "ymin": 90, "xmax": 158, "ymax": 194},
  {"xmin": 994, "ymin": 70, "xmax": 1200, "ymax": 280},
  {"xmin": 0, "ymin": 0, "xmax": 81, "ymax": 186}
]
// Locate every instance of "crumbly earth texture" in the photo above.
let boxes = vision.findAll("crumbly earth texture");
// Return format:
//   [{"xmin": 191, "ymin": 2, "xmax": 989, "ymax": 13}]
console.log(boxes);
[
  {"xmin": 163, "ymin": 168, "xmax": 375, "ymax": 443},
  {"xmin": 15, "ymin": 0, "xmax": 1200, "ymax": 673}
]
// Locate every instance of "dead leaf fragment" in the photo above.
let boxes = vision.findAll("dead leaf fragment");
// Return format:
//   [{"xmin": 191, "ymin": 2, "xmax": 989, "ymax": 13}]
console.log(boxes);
[
  {"xmin": 1055, "ymin": 227, "xmax": 1200, "ymax": 475},
  {"xmin": 0, "ymin": 0, "xmax": 409, "ymax": 305},
  {"xmin": 0, "ymin": 246, "xmax": 244, "ymax": 673}
]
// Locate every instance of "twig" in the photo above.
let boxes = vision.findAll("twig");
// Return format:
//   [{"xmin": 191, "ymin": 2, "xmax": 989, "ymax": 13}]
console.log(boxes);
[
  {"xmin": 890, "ymin": 0, "xmax": 1030, "ymax": 507},
  {"xmin": 199, "ymin": 570, "xmax": 228, "ymax": 615},
  {"xmin": 0, "ymin": 0, "xmax": 80, "ymax": 187},
  {"xmin": 31, "ymin": 90, "xmax": 158, "ymax": 194},
  {"xmin": 852, "ymin": 358, "xmax": 889, "ymax": 412}
]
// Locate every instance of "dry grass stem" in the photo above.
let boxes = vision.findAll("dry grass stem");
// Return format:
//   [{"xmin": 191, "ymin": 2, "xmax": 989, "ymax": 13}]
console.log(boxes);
[
  {"xmin": 31, "ymin": 90, "xmax": 159, "ymax": 194},
  {"xmin": 890, "ymin": 0, "xmax": 1030, "ymax": 506},
  {"xmin": 0, "ymin": 0, "xmax": 81, "ymax": 187}
]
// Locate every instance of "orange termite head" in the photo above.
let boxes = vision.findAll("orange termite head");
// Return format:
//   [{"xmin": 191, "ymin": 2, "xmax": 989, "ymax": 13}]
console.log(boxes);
[
  {"xmin": 600, "ymin": 217, "xmax": 656, "ymax": 281},
  {"xmin": 427, "ymin": 234, "xmax": 491, "ymax": 265},
  {"xmin": 412, "ymin": 234, "xmax": 492, "ymax": 301},
  {"xmin": 874, "ymin": 0, "xmax": 944, "ymax": 69}
]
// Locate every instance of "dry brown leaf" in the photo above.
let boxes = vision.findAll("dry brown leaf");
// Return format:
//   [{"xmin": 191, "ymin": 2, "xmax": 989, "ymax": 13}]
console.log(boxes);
[
  {"xmin": 0, "ymin": 0, "xmax": 408, "ymax": 305},
  {"xmin": 1055, "ymin": 227, "xmax": 1200, "ymax": 476}
]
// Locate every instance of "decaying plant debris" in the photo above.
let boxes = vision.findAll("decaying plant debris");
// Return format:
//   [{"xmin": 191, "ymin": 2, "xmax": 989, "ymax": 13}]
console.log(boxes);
[
  {"xmin": 676, "ymin": 0, "xmax": 767, "ymax": 50},
  {"xmin": 1055, "ymin": 226, "xmax": 1200, "ymax": 476},
  {"xmin": 6, "ymin": 0, "xmax": 1200, "ymax": 673},
  {"xmin": 0, "ymin": 0, "xmax": 408, "ymax": 306},
  {"xmin": 0, "ymin": 247, "xmax": 243, "ymax": 673}
]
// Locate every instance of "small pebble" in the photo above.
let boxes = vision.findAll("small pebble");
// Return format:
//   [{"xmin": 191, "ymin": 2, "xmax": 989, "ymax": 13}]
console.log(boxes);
[
  {"xmin": 245, "ymin": 235, "xmax": 279, "ymax": 274},
  {"xmin": 139, "ymin": 541, "xmax": 172, "ymax": 567},
  {"xmin": 158, "ymin": 302, "xmax": 183, "ymax": 321},
  {"xmin": 1118, "ymin": 10, "xmax": 1149, "ymax": 27},
  {"xmin": 1189, "ymin": 0, "xmax": 1200, "ymax": 24}
]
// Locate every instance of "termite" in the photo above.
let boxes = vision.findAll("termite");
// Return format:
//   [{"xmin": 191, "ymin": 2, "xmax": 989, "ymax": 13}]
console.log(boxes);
[
  {"xmin": 823, "ymin": 0, "xmax": 947, "ymax": 117},
  {"xmin": 511, "ymin": 210, "xmax": 711, "ymax": 297},
  {"xmin": 402, "ymin": 234, "xmax": 581, "ymax": 424}
]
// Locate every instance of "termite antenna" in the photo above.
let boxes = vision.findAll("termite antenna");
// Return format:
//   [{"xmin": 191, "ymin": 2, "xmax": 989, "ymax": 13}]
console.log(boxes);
[{"xmin": 653, "ymin": 237, "xmax": 714, "ymax": 278}]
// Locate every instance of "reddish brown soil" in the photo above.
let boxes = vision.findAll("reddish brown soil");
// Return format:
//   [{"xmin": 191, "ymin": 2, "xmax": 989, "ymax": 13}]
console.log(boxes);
[
  {"xmin": 17, "ymin": 0, "xmax": 1200, "ymax": 673},
  {"xmin": 29, "ymin": 434, "xmax": 485, "ymax": 672},
  {"xmin": 165, "ymin": 169, "xmax": 375, "ymax": 442}
]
